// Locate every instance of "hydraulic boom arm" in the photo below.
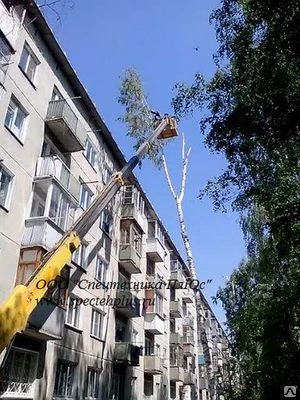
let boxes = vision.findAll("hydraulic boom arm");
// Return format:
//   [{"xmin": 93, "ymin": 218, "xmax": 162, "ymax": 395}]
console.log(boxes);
[{"xmin": 0, "ymin": 115, "xmax": 177, "ymax": 354}]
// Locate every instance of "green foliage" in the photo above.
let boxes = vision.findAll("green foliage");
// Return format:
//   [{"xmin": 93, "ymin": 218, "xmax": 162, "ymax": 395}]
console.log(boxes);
[
  {"xmin": 172, "ymin": 0, "xmax": 300, "ymax": 398},
  {"xmin": 118, "ymin": 68, "xmax": 167, "ymax": 167}
]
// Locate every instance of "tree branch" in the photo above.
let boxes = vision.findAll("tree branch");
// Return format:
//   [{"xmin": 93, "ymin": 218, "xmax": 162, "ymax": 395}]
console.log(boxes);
[{"xmin": 162, "ymin": 154, "xmax": 177, "ymax": 200}]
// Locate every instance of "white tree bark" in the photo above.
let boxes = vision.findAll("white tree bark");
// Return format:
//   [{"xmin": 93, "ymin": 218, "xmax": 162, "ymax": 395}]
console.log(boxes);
[{"xmin": 162, "ymin": 133, "xmax": 196, "ymax": 280}]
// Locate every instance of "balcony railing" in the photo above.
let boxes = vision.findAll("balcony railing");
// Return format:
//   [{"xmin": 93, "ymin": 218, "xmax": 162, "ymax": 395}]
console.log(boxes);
[
  {"xmin": 45, "ymin": 100, "xmax": 86, "ymax": 152},
  {"xmin": 0, "ymin": 381, "xmax": 34, "ymax": 397},
  {"xmin": 183, "ymin": 316, "xmax": 194, "ymax": 329},
  {"xmin": 115, "ymin": 289, "xmax": 140, "ymax": 318},
  {"xmin": 35, "ymin": 156, "xmax": 80, "ymax": 202},
  {"xmin": 119, "ymin": 244, "xmax": 141, "ymax": 274},
  {"xmin": 114, "ymin": 342, "xmax": 141, "ymax": 366}
]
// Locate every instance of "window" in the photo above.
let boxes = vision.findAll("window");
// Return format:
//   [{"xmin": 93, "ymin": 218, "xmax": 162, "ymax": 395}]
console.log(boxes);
[
  {"xmin": 5, "ymin": 96, "xmax": 27, "ymax": 141},
  {"xmin": 2, "ymin": 347, "xmax": 38, "ymax": 396},
  {"xmin": 95, "ymin": 255, "xmax": 108, "ymax": 283},
  {"xmin": 102, "ymin": 163, "xmax": 112, "ymax": 185},
  {"xmin": 144, "ymin": 376, "xmax": 153, "ymax": 396},
  {"xmin": 120, "ymin": 220, "xmax": 142, "ymax": 255},
  {"xmin": 72, "ymin": 242, "xmax": 88, "ymax": 268},
  {"xmin": 85, "ymin": 368, "xmax": 100, "ymax": 399},
  {"xmin": 145, "ymin": 336, "xmax": 154, "ymax": 356},
  {"xmin": 99, "ymin": 209, "xmax": 112, "ymax": 235},
  {"xmin": 90, "ymin": 309, "xmax": 104, "ymax": 339},
  {"xmin": 155, "ymin": 293, "xmax": 163, "ymax": 316},
  {"xmin": 0, "ymin": 165, "xmax": 14, "ymax": 209},
  {"xmin": 66, "ymin": 296, "xmax": 80, "ymax": 328},
  {"xmin": 123, "ymin": 185, "xmax": 144, "ymax": 214},
  {"xmin": 17, "ymin": 248, "xmax": 43, "ymax": 285},
  {"xmin": 84, "ymin": 137, "xmax": 97, "ymax": 168},
  {"xmin": 54, "ymin": 360, "xmax": 75, "ymax": 397},
  {"xmin": 19, "ymin": 43, "xmax": 39, "ymax": 84},
  {"xmin": 0, "ymin": 31, "xmax": 12, "ymax": 82},
  {"xmin": 80, "ymin": 182, "xmax": 93, "ymax": 210},
  {"xmin": 49, "ymin": 184, "xmax": 75, "ymax": 230}
]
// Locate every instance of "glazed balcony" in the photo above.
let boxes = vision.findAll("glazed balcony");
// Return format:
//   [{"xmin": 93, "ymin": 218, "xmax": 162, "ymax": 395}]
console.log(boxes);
[
  {"xmin": 115, "ymin": 289, "xmax": 140, "ymax": 318},
  {"xmin": 183, "ymin": 342, "xmax": 195, "ymax": 357},
  {"xmin": 170, "ymin": 260, "xmax": 185, "ymax": 288},
  {"xmin": 35, "ymin": 156, "xmax": 80, "ymax": 202},
  {"xmin": 144, "ymin": 356, "xmax": 163, "ymax": 375},
  {"xmin": 146, "ymin": 274, "xmax": 165, "ymax": 297},
  {"xmin": 114, "ymin": 342, "xmax": 142, "ymax": 366},
  {"xmin": 45, "ymin": 99, "xmax": 86, "ymax": 152},
  {"xmin": 121, "ymin": 202, "xmax": 145, "ymax": 232}
]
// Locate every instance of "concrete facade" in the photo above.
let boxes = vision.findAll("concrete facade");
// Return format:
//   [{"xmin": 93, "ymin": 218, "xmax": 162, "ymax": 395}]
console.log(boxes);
[{"xmin": 0, "ymin": 1, "xmax": 229, "ymax": 399}]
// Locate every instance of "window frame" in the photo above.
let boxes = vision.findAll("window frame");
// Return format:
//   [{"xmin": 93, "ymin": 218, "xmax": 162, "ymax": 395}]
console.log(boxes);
[
  {"xmin": 84, "ymin": 137, "xmax": 98, "ymax": 169},
  {"xmin": 54, "ymin": 359, "xmax": 76, "ymax": 397},
  {"xmin": 90, "ymin": 308, "xmax": 104, "ymax": 340},
  {"xmin": 4, "ymin": 96, "xmax": 28, "ymax": 142},
  {"xmin": 66, "ymin": 295, "xmax": 81, "ymax": 329},
  {"xmin": 95, "ymin": 255, "xmax": 108, "ymax": 283},
  {"xmin": 85, "ymin": 367, "xmax": 101, "ymax": 400},
  {"xmin": 80, "ymin": 181, "xmax": 93, "ymax": 210},
  {"xmin": 0, "ymin": 164, "xmax": 14, "ymax": 210},
  {"xmin": 18, "ymin": 42, "xmax": 39, "ymax": 85},
  {"xmin": 99, "ymin": 208, "xmax": 113, "ymax": 236},
  {"xmin": 72, "ymin": 242, "xmax": 88, "ymax": 269}
]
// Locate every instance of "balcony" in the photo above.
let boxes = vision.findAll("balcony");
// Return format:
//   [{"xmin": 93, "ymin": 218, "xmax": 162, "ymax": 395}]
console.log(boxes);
[
  {"xmin": 144, "ymin": 313, "xmax": 164, "ymax": 335},
  {"xmin": 199, "ymin": 377, "xmax": 209, "ymax": 390},
  {"xmin": 147, "ymin": 275, "xmax": 165, "ymax": 297},
  {"xmin": 170, "ymin": 366, "xmax": 184, "ymax": 382},
  {"xmin": 184, "ymin": 371, "xmax": 196, "ymax": 386},
  {"xmin": 170, "ymin": 261, "xmax": 185, "ymax": 288},
  {"xmin": 114, "ymin": 342, "xmax": 141, "ymax": 366},
  {"xmin": 183, "ymin": 316, "xmax": 194, "ymax": 329},
  {"xmin": 144, "ymin": 356, "xmax": 163, "ymax": 375},
  {"xmin": 35, "ymin": 156, "xmax": 80, "ymax": 202},
  {"xmin": 183, "ymin": 342, "xmax": 195, "ymax": 357},
  {"xmin": 170, "ymin": 332, "xmax": 182, "ymax": 345},
  {"xmin": 182, "ymin": 286, "xmax": 194, "ymax": 303},
  {"xmin": 0, "ymin": 380, "xmax": 35, "ymax": 398},
  {"xmin": 170, "ymin": 300, "xmax": 182, "ymax": 318},
  {"xmin": 45, "ymin": 99, "xmax": 86, "ymax": 152},
  {"xmin": 119, "ymin": 244, "xmax": 141, "ymax": 274},
  {"xmin": 115, "ymin": 289, "xmax": 140, "ymax": 318},
  {"xmin": 22, "ymin": 217, "xmax": 63, "ymax": 251},
  {"xmin": 121, "ymin": 203, "xmax": 145, "ymax": 232},
  {"xmin": 146, "ymin": 238, "xmax": 165, "ymax": 263}
]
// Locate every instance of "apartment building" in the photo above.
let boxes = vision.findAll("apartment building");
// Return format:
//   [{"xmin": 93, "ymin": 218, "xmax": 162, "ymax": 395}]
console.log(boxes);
[{"xmin": 0, "ymin": 1, "xmax": 229, "ymax": 399}]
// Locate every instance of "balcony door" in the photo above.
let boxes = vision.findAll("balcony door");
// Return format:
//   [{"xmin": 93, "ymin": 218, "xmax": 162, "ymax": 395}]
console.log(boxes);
[{"xmin": 112, "ymin": 372, "xmax": 124, "ymax": 400}]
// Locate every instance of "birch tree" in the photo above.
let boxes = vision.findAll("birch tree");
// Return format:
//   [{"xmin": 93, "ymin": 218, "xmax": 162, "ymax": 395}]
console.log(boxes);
[{"xmin": 118, "ymin": 68, "xmax": 197, "ymax": 280}]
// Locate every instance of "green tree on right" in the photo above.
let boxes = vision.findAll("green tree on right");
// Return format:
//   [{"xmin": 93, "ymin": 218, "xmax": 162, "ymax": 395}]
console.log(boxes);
[{"xmin": 172, "ymin": 1, "xmax": 300, "ymax": 399}]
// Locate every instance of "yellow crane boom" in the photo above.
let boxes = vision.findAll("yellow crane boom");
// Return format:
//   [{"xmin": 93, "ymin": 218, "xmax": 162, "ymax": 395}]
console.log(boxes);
[{"xmin": 0, "ymin": 116, "xmax": 178, "ymax": 354}]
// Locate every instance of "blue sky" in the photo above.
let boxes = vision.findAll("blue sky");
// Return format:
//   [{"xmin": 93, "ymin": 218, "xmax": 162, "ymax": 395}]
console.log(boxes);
[{"xmin": 45, "ymin": 0, "xmax": 246, "ymax": 323}]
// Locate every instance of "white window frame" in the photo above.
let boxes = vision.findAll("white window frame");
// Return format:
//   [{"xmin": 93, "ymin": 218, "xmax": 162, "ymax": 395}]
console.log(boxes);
[
  {"xmin": 54, "ymin": 360, "xmax": 76, "ymax": 397},
  {"xmin": 80, "ymin": 182, "xmax": 93, "ymax": 210},
  {"xmin": 19, "ymin": 42, "xmax": 39, "ymax": 84},
  {"xmin": 90, "ymin": 308, "xmax": 104, "ymax": 340},
  {"xmin": 0, "ymin": 164, "xmax": 14, "ymax": 210},
  {"xmin": 4, "ymin": 96, "xmax": 28, "ymax": 141},
  {"xmin": 84, "ymin": 137, "xmax": 97, "ymax": 169},
  {"xmin": 155, "ymin": 293, "xmax": 163, "ymax": 317},
  {"xmin": 102, "ymin": 162, "xmax": 112, "ymax": 185},
  {"xmin": 95, "ymin": 255, "xmax": 108, "ymax": 283},
  {"xmin": 85, "ymin": 368, "xmax": 100, "ymax": 400},
  {"xmin": 66, "ymin": 296, "xmax": 81, "ymax": 329},
  {"xmin": 99, "ymin": 208, "xmax": 113, "ymax": 236},
  {"xmin": 72, "ymin": 242, "xmax": 88, "ymax": 268}
]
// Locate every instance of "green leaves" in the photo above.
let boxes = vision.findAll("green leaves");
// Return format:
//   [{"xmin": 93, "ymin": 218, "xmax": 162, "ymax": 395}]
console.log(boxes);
[
  {"xmin": 171, "ymin": 0, "xmax": 300, "ymax": 397},
  {"xmin": 118, "ymin": 68, "xmax": 167, "ymax": 167}
]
